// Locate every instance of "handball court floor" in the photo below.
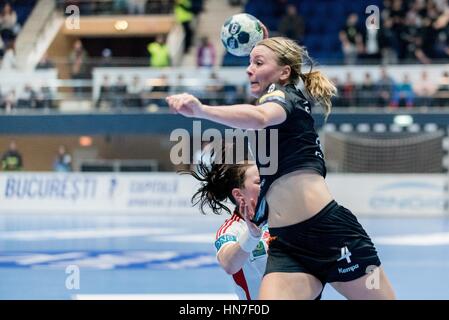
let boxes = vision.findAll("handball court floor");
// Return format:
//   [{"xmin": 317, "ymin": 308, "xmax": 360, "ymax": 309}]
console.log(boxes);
[{"xmin": 0, "ymin": 213, "xmax": 448, "ymax": 300}]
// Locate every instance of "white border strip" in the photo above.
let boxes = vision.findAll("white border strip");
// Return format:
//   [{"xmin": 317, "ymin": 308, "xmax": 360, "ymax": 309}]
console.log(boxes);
[{"xmin": 73, "ymin": 293, "xmax": 238, "ymax": 300}]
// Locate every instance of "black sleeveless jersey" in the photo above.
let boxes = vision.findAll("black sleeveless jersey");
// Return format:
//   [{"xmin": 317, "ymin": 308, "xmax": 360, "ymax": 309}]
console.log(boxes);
[{"xmin": 251, "ymin": 83, "xmax": 327, "ymax": 225}]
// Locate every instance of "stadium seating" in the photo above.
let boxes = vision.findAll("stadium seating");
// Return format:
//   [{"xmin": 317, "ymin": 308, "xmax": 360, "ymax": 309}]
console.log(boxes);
[{"xmin": 242, "ymin": 0, "xmax": 383, "ymax": 65}]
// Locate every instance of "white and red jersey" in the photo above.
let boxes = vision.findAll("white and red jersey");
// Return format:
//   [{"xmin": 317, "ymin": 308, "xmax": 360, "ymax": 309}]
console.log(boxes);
[{"xmin": 214, "ymin": 211, "xmax": 270, "ymax": 300}]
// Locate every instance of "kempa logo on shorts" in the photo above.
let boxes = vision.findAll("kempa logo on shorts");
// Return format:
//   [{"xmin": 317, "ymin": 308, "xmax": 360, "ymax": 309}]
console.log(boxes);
[
  {"xmin": 338, "ymin": 264, "xmax": 360, "ymax": 274},
  {"xmin": 337, "ymin": 246, "xmax": 352, "ymax": 263}
]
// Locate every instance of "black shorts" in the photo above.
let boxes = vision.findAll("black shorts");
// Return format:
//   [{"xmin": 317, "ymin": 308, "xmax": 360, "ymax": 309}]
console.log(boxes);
[{"xmin": 265, "ymin": 200, "xmax": 381, "ymax": 284}]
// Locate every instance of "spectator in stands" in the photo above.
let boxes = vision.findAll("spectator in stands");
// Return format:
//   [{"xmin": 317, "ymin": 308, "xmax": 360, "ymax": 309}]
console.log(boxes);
[
  {"xmin": 205, "ymin": 72, "xmax": 224, "ymax": 105},
  {"xmin": 389, "ymin": 0, "xmax": 406, "ymax": 37},
  {"xmin": 413, "ymin": 71, "xmax": 437, "ymax": 107},
  {"xmin": 53, "ymin": 145, "xmax": 72, "ymax": 172},
  {"xmin": 69, "ymin": 40, "xmax": 89, "ymax": 95},
  {"xmin": 36, "ymin": 84, "xmax": 54, "ymax": 109},
  {"xmin": 125, "ymin": 75, "xmax": 143, "ymax": 108},
  {"xmin": 378, "ymin": 17, "xmax": 399, "ymax": 65},
  {"xmin": 36, "ymin": 52, "xmax": 55, "ymax": 69},
  {"xmin": 1, "ymin": 140, "xmax": 22, "ymax": 171},
  {"xmin": 342, "ymin": 72, "xmax": 356, "ymax": 107},
  {"xmin": 377, "ymin": 0, "xmax": 445, "ymax": 64},
  {"xmin": 96, "ymin": 75, "xmax": 112, "ymax": 109},
  {"xmin": 390, "ymin": 73, "xmax": 414, "ymax": 108},
  {"xmin": 149, "ymin": 74, "xmax": 170, "ymax": 107},
  {"xmin": 174, "ymin": 0, "xmax": 194, "ymax": 53},
  {"xmin": 278, "ymin": 4, "xmax": 304, "ymax": 42},
  {"xmin": 0, "ymin": 40, "xmax": 16, "ymax": 70},
  {"xmin": 358, "ymin": 72, "xmax": 378, "ymax": 107},
  {"xmin": 128, "ymin": 0, "xmax": 147, "ymax": 14},
  {"xmin": 330, "ymin": 77, "xmax": 344, "ymax": 107},
  {"xmin": 1, "ymin": 89, "xmax": 16, "ymax": 112},
  {"xmin": 400, "ymin": 11, "xmax": 425, "ymax": 63},
  {"xmin": 111, "ymin": 75, "xmax": 128, "ymax": 109},
  {"xmin": 376, "ymin": 68, "xmax": 395, "ymax": 107},
  {"xmin": 147, "ymin": 35, "xmax": 171, "ymax": 67},
  {"xmin": 196, "ymin": 36, "xmax": 216, "ymax": 68},
  {"xmin": 432, "ymin": 8, "xmax": 449, "ymax": 59},
  {"xmin": 17, "ymin": 84, "xmax": 37, "ymax": 109},
  {"xmin": 339, "ymin": 13, "xmax": 364, "ymax": 64},
  {"xmin": 434, "ymin": 71, "xmax": 449, "ymax": 106},
  {"xmin": 396, "ymin": 5, "xmax": 414, "ymax": 61},
  {"xmin": 415, "ymin": 16, "xmax": 439, "ymax": 64},
  {"xmin": 0, "ymin": 3, "xmax": 19, "ymax": 42}
]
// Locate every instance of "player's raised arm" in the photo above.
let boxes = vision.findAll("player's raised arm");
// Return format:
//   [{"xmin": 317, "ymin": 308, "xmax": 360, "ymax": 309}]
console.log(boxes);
[{"xmin": 166, "ymin": 93, "xmax": 286, "ymax": 130}]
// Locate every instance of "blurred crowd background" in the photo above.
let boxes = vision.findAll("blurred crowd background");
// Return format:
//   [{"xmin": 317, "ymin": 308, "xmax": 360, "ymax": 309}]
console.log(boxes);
[{"xmin": 0, "ymin": 0, "xmax": 448, "ymax": 173}]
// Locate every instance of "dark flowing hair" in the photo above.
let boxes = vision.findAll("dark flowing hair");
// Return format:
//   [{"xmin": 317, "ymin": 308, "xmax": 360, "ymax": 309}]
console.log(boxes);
[{"xmin": 180, "ymin": 143, "xmax": 253, "ymax": 215}]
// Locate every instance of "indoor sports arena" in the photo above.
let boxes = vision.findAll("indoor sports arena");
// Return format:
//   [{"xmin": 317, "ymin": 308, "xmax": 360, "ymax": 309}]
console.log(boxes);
[{"xmin": 0, "ymin": 0, "xmax": 449, "ymax": 300}]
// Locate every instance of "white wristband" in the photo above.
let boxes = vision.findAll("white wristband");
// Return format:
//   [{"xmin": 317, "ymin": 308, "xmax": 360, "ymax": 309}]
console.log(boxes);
[{"xmin": 239, "ymin": 230, "xmax": 261, "ymax": 253}]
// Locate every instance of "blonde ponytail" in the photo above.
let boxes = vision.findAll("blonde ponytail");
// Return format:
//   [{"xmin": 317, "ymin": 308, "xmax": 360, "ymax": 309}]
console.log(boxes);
[{"xmin": 300, "ymin": 71, "xmax": 337, "ymax": 119}]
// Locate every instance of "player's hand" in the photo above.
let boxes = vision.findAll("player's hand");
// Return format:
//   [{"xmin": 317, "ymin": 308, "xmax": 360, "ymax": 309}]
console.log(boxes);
[
  {"xmin": 166, "ymin": 93, "xmax": 204, "ymax": 118},
  {"xmin": 240, "ymin": 198, "xmax": 261, "ymax": 238}
]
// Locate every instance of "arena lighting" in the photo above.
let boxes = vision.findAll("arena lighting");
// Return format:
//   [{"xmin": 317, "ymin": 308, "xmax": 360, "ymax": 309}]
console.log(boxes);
[
  {"xmin": 393, "ymin": 115, "xmax": 414, "ymax": 127},
  {"xmin": 79, "ymin": 136, "xmax": 93, "ymax": 147},
  {"xmin": 114, "ymin": 20, "xmax": 128, "ymax": 31},
  {"xmin": 148, "ymin": 104, "xmax": 159, "ymax": 113}
]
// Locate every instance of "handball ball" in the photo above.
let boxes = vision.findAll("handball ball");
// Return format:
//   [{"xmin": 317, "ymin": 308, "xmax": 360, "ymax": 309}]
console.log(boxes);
[{"xmin": 220, "ymin": 13, "xmax": 264, "ymax": 57}]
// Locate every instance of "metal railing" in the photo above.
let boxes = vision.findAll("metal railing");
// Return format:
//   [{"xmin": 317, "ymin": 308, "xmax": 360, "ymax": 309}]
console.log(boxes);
[
  {"xmin": 80, "ymin": 159, "xmax": 159, "ymax": 172},
  {"xmin": 55, "ymin": 0, "xmax": 175, "ymax": 15}
]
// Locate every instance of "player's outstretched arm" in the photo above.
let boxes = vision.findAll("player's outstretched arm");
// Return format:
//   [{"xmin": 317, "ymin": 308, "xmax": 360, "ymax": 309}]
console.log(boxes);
[{"xmin": 166, "ymin": 93, "xmax": 287, "ymax": 130}]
